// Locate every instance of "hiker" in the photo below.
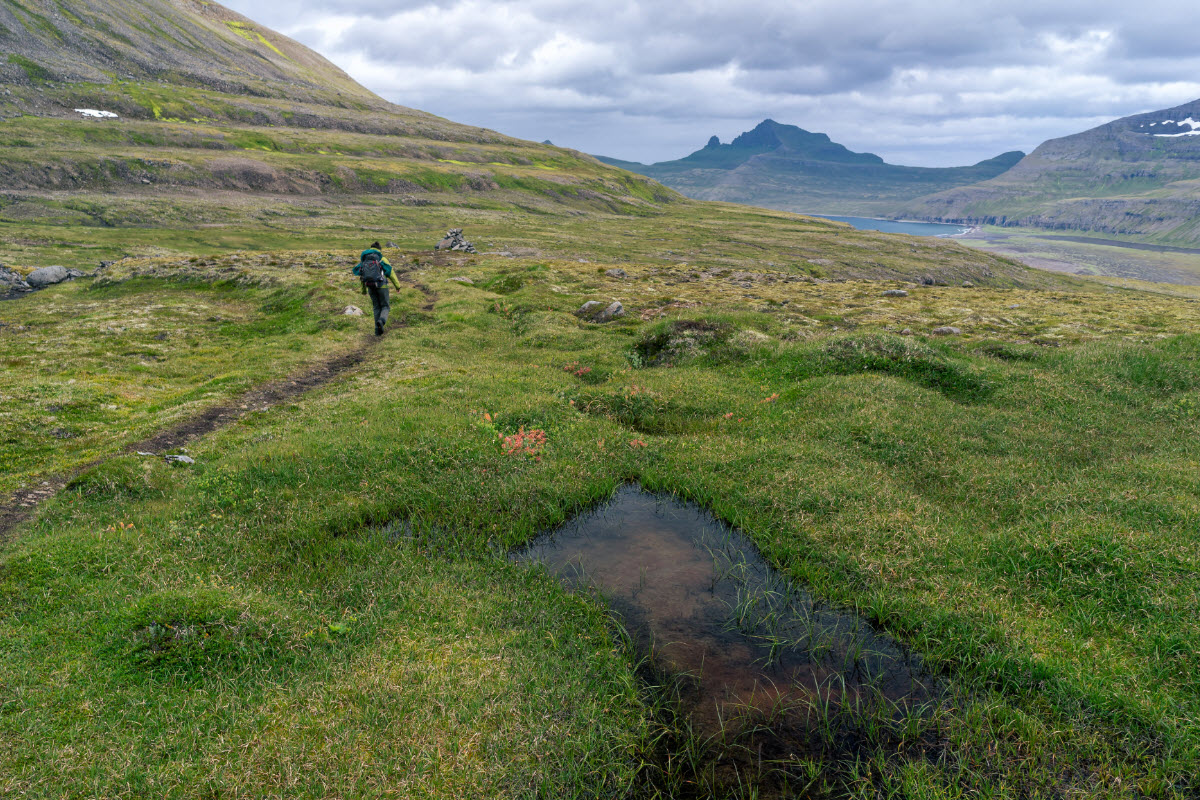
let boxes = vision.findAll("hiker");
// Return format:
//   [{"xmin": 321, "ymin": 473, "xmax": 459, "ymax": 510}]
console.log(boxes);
[{"xmin": 353, "ymin": 242, "xmax": 403, "ymax": 336}]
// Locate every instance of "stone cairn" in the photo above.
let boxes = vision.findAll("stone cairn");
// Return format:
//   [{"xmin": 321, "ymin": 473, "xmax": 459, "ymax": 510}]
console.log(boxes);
[{"xmin": 434, "ymin": 228, "xmax": 477, "ymax": 254}]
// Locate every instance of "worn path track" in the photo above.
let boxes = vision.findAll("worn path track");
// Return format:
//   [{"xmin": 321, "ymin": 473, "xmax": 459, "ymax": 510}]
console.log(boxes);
[{"xmin": 0, "ymin": 274, "xmax": 437, "ymax": 543}]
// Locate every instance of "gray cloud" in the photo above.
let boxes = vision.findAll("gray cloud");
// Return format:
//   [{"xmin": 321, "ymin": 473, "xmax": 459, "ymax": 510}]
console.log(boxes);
[{"xmin": 224, "ymin": 0, "xmax": 1200, "ymax": 167}]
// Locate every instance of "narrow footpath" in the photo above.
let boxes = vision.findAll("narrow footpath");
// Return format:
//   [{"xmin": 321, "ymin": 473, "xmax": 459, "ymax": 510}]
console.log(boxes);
[{"xmin": 0, "ymin": 274, "xmax": 437, "ymax": 543}]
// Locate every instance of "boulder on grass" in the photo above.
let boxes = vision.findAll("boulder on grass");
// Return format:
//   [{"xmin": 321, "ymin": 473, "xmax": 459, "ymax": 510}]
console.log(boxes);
[
  {"xmin": 574, "ymin": 300, "xmax": 625, "ymax": 323},
  {"xmin": 26, "ymin": 266, "xmax": 71, "ymax": 288}
]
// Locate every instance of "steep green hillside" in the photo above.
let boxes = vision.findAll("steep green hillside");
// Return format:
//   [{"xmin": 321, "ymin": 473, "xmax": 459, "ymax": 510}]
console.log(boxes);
[
  {"xmin": 597, "ymin": 120, "xmax": 1024, "ymax": 216},
  {"xmin": 0, "ymin": 0, "xmax": 682, "ymax": 227},
  {"xmin": 903, "ymin": 98, "xmax": 1200, "ymax": 247}
]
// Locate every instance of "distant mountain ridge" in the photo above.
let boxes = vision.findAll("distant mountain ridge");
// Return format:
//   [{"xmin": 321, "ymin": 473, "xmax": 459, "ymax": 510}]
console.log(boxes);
[
  {"xmin": 901, "ymin": 98, "xmax": 1200, "ymax": 246},
  {"xmin": 597, "ymin": 120, "xmax": 1024, "ymax": 216}
]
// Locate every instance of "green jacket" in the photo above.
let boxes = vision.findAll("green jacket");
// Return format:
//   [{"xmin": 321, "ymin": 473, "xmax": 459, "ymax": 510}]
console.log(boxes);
[{"xmin": 353, "ymin": 249, "xmax": 402, "ymax": 290}]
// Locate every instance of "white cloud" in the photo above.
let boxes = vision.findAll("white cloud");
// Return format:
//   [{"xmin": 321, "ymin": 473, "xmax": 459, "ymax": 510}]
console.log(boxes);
[{"xmin": 222, "ymin": 0, "xmax": 1200, "ymax": 167}]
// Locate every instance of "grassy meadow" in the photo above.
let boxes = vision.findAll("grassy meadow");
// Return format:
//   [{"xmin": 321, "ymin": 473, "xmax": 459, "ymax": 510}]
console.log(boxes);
[{"xmin": 2, "ymin": 240, "xmax": 1199, "ymax": 798}]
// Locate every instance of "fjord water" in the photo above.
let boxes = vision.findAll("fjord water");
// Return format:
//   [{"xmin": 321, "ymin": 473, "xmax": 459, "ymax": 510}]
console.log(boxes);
[
  {"xmin": 514, "ymin": 485, "xmax": 933, "ymax": 782},
  {"xmin": 812, "ymin": 214, "xmax": 970, "ymax": 236}
]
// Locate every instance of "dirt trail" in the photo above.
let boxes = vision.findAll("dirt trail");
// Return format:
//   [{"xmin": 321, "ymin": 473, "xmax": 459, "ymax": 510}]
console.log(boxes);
[{"xmin": 0, "ymin": 274, "xmax": 437, "ymax": 543}]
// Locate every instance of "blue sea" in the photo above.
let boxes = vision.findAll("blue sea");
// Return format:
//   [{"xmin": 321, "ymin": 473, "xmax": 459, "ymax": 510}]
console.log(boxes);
[{"xmin": 811, "ymin": 215, "xmax": 971, "ymax": 237}]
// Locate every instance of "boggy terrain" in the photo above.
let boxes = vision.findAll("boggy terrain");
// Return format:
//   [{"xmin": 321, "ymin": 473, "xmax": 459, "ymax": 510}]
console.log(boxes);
[{"xmin": 2, "ymin": 239, "xmax": 1199, "ymax": 798}]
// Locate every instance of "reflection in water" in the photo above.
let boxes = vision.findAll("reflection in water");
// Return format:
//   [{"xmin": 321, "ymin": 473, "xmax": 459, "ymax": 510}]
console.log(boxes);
[{"xmin": 514, "ymin": 485, "xmax": 936, "ymax": 791}]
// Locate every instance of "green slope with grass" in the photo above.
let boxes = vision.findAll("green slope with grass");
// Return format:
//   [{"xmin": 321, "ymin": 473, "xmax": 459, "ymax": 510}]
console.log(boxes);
[{"xmin": 3, "ymin": 250, "xmax": 1200, "ymax": 797}]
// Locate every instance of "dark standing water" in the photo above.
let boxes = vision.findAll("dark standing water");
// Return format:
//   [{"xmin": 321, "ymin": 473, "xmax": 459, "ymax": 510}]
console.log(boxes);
[
  {"xmin": 514, "ymin": 485, "xmax": 936, "ymax": 793},
  {"xmin": 811, "ymin": 214, "xmax": 970, "ymax": 237}
]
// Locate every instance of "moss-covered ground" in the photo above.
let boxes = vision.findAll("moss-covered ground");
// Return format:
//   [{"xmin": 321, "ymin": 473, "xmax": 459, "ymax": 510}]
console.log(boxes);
[{"xmin": 2, "ymin": 246, "xmax": 1199, "ymax": 798}]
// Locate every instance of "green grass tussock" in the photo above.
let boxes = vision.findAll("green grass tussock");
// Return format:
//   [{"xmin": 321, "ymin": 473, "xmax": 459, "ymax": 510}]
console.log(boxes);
[{"xmin": 777, "ymin": 332, "xmax": 996, "ymax": 402}]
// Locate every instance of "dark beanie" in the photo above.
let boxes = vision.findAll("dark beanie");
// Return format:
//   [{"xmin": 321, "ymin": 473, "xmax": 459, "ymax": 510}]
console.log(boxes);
[{"xmin": 370, "ymin": 241, "xmax": 382, "ymax": 250}]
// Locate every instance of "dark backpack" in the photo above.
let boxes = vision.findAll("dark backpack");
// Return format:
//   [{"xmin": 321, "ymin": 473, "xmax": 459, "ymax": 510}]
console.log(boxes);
[{"xmin": 359, "ymin": 253, "xmax": 385, "ymax": 288}]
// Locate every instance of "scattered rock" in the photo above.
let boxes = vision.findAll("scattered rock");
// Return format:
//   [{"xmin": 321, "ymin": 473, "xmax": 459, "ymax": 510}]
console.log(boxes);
[
  {"xmin": 386, "ymin": 241, "xmax": 399, "ymax": 249},
  {"xmin": 882, "ymin": 289, "xmax": 908, "ymax": 297},
  {"xmin": 136, "ymin": 451, "xmax": 155, "ymax": 456},
  {"xmin": 597, "ymin": 301, "xmax": 625, "ymax": 322},
  {"xmin": 434, "ymin": 228, "xmax": 477, "ymax": 254},
  {"xmin": 962, "ymin": 281, "xmax": 975, "ymax": 288},
  {"xmin": 153, "ymin": 332, "xmax": 169, "ymax": 341},
  {"xmin": 165, "ymin": 455, "xmax": 195, "ymax": 465},
  {"xmin": 575, "ymin": 300, "xmax": 625, "ymax": 323},
  {"xmin": 447, "ymin": 276, "xmax": 474, "ymax": 284},
  {"xmin": 1008, "ymin": 304, "xmax": 1021, "ymax": 309},
  {"xmin": 899, "ymin": 328, "xmax": 914, "ymax": 336},
  {"xmin": 605, "ymin": 268, "xmax": 627, "ymax": 279},
  {"xmin": 931, "ymin": 326, "xmax": 962, "ymax": 336},
  {"xmin": 921, "ymin": 275, "xmax": 935, "ymax": 286},
  {"xmin": 343, "ymin": 305, "xmax": 364, "ymax": 316},
  {"xmin": 25, "ymin": 266, "xmax": 71, "ymax": 288},
  {"xmin": 0, "ymin": 265, "xmax": 32, "ymax": 294}
]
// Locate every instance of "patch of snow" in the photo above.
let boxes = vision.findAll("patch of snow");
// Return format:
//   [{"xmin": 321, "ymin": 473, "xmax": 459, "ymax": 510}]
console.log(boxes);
[
  {"xmin": 75, "ymin": 108, "xmax": 118, "ymax": 119},
  {"xmin": 1154, "ymin": 117, "xmax": 1200, "ymax": 137}
]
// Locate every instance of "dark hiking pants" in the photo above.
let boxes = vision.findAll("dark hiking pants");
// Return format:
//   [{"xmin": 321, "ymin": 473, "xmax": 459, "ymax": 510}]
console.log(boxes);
[{"xmin": 367, "ymin": 285, "xmax": 390, "ymax": 328}]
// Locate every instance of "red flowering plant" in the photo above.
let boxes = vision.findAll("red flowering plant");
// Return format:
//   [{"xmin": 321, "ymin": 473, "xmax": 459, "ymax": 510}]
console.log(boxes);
[
  {"xmin": 478, "ymin": 411, "xmax": 549, "ymax": 462},
  {"xmin": 501, "ymin": 427, "xmax": 548, "ymax": 460},
  {"xmin": 560, "ymin": 360, "xmax": 607, "ymax": 384}
]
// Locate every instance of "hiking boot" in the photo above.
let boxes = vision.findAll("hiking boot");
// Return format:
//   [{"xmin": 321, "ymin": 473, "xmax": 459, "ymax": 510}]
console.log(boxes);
[{"xmin": 375, "ymin": 321, "xmax": 383, "ymax": 336}]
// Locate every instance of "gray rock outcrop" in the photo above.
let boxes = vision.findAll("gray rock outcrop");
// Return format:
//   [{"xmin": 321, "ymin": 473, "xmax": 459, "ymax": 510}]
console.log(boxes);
[
  {"xmin": 574, "ymin": 300, "xmax": 625, "ymax": 323},
  {"xmin": 882, "ymin": 289, "xmax": 908, "ymax": 297},
  {"xmin": 605, "ymin": 268, "xmax": 627, "ymax": 279},
  {"xmin": 931, "ymin": 326, "xmax": 962, "ymax": 336},
  {"xmin": 434, "ymin": 228, "xmax": 477, "ymax": 254},
  {"xmin": 24, "ymin": 266, "xmax": 87, "ymax": 289},
  {"xmin": 596, "ymin": 301, "xmax": 625, "ymax": 322},
  {"xmin": 1, "ymin": 266, "xmax": 32, "ymax": 294},
  {"xmin": 26, "ymin": 266, "xmax": 70, "ymax": 288}
]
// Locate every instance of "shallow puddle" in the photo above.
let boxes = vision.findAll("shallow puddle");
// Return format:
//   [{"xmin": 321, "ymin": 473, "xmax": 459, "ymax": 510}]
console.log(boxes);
[{"xmin": 514, "ymin": 484, "xmax": 936, "ymax": 793}]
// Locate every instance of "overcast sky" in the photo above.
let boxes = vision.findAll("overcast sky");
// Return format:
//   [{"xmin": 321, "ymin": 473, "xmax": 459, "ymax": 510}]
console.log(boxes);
[{"xmin": 221, "ymin": 0, "xmax": 1200, "ymax": 167}]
